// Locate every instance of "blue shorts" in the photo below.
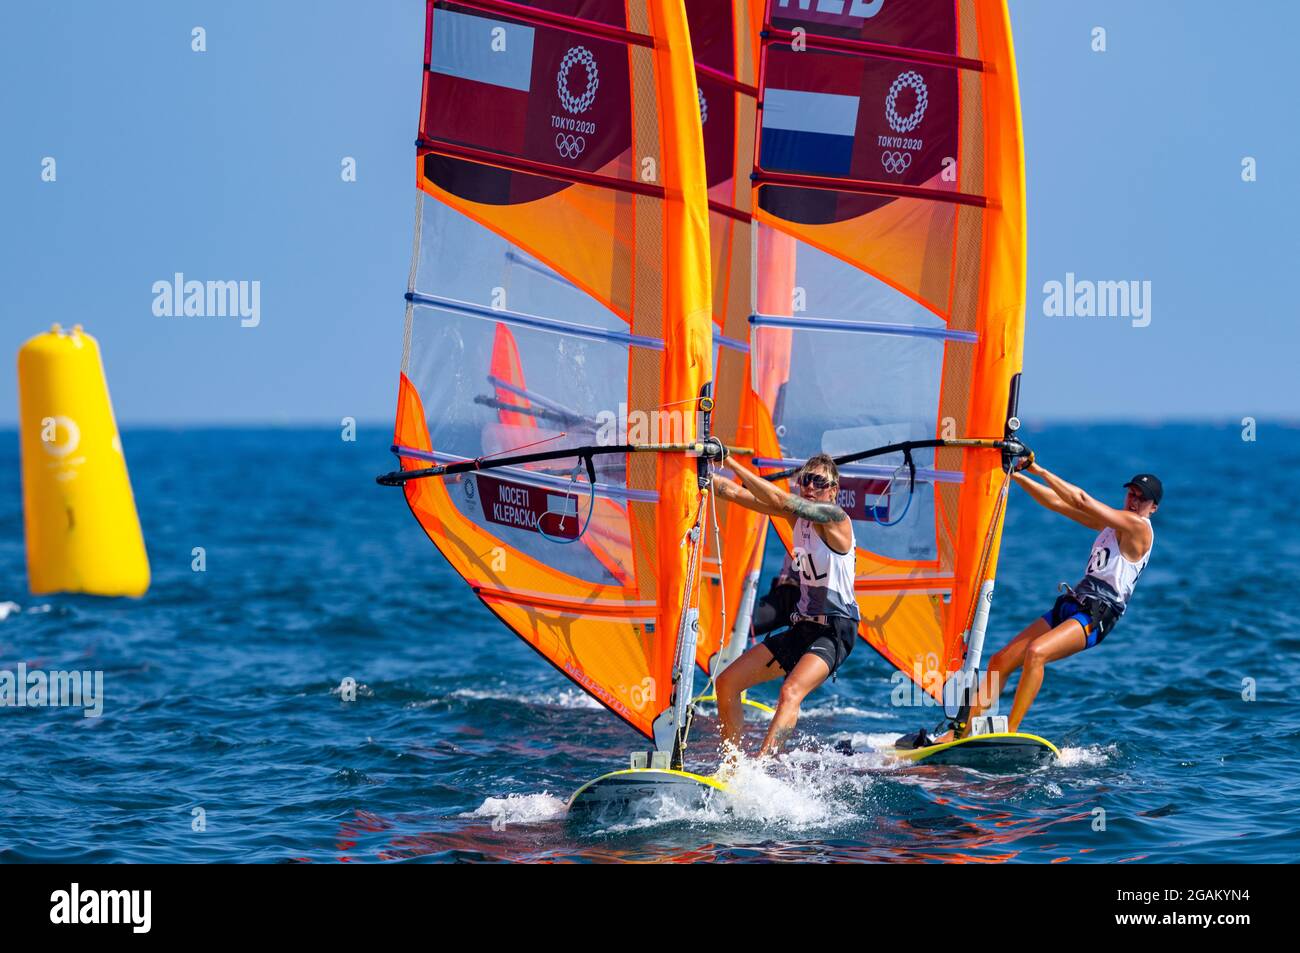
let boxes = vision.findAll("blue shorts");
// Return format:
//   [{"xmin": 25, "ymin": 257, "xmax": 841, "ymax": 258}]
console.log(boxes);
[{"xmin": 1042, "ymin": 595, "xmax": 1111, "ymax": 648}]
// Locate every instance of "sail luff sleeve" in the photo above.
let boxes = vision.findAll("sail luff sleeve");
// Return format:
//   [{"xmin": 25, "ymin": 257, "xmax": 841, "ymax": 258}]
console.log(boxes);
[
  {"xmin": 646, "ymin": 0, "xmax": 714, "ymax": 717},
  {"xmin": 684, "ymin": 0, "xmax": 771, "ymax": 676},
  {"xmin": 945, "ymin": 0, "xmax": 1027, "ymax": 673}
]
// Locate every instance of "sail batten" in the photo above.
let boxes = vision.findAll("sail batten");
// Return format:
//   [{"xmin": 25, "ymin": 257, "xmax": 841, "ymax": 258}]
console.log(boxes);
[
  {"xmin": 753, "ymin": 170, "xmax": 988, "ymax": 207},
  {"xmin": 749, "ymin": 314, "xmax": 980, "ymax": 343},
  {"xmin": 759, "ymin": 27, "xmax": 987, "ymax": 73},
  {"xmin": 405, "ymin": 290, "xmax": 667, "ymax": 349},
  {"xmin": 444, "ymin": 0, "xmax": 658, "ymax": 48},
  {"xmin": 418, "ymin": 136, "xmax": 669, "ymax": 199}
]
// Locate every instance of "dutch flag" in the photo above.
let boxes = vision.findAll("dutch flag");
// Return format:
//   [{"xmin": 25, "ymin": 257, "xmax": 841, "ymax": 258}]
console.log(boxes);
[{"xmin": 760, "ymin": 88, "xmax": 860, "ymax": 177}]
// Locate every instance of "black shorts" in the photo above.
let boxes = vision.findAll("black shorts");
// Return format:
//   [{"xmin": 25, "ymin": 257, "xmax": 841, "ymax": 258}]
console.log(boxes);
[
  {"xmin": 751, "ymin": 583, "xmax": 799, "ymax": 637},
  {"xmin": 762, "ymin": 617, "xmax": 857, "ymax": 677}
]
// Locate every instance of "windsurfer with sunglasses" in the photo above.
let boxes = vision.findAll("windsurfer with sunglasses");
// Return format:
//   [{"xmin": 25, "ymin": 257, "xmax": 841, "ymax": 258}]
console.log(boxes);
[
  {"xmin": 710, "ymin": 453, "xmax": 858, "ymax": 758},
  {"xmin": 917, "ymin": 465, "xmax": 1162, "ymax": 747}
]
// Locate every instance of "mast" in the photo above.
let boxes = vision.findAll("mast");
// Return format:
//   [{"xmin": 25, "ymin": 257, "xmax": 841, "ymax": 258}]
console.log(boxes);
[
  {"xmin": 653, "ymin": 387, "xmax": 715, "ymax": 766},
  {"xmin": 638, "ymin": 0, "xmax": 716, "ymax": 767},
  {"xmin": 945, "ymin": 373, "xmax": 1023, "ymax": 720},
  {"xmin": 714, "ymin": 539, "xmax": 764, "ymax": 676}
]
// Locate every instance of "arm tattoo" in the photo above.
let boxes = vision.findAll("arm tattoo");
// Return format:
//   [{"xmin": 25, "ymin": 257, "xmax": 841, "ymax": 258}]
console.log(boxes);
[
  {"xmin": 712, "ymin": 477, "xmax": 748, "ymax": 504},
  {"xmin": 783, "ymin": 495, "xmax": 848, "ymax": 524}
]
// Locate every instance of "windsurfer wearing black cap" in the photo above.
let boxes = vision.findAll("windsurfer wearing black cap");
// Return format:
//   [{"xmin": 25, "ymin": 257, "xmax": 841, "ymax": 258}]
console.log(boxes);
[{"xmin": 932, "ymin": 464, "xmax": 1161, "ymax": 742}]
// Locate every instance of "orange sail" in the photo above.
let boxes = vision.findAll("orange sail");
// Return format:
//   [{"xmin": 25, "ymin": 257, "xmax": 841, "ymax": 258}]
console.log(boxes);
[
  {"xmin": 742, "ymin": 0, "xmax": 1028, "ymax": 702},
  {"xmin": 683, "ymin": 0, "xmax": 770, "ymax": 678},
  {"xmin": 389, "ymin": 0, "xmax": 713, "ymax": 743}
]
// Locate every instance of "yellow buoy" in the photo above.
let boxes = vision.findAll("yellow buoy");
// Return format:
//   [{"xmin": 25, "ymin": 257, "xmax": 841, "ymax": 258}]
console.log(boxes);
[{"xmin": 17, "ymin": 324, "xmax": 150, "ymax": 597}]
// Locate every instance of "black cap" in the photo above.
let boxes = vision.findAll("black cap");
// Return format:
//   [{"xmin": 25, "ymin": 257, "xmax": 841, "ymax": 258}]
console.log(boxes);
[{"xmin": 1124, "ymin": 473, "xmax": 1163, "ymax": 505}]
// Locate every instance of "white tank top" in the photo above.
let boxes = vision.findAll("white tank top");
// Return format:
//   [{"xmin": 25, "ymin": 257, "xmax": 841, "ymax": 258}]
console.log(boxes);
[
  {"xmin": 792, "ymin": 518, "xmax": 859, "ymax": 620},
  {"xmin": 1081, "ymin": 518, "xmax": 1153, "ymax": 607}
]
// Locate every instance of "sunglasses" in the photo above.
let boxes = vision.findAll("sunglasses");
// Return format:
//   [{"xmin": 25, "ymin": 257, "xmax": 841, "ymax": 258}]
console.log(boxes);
[{"xmin": 799, "ymin": 473, "xmax": 835, "ymax": 490}]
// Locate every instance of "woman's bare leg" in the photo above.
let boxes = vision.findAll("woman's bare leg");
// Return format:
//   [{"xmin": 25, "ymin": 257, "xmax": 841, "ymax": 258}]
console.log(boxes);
[
  {"xmin": 715, "ymin": 643, "xmax": 784, "ymax": 755},
  {"xmin": 972, "ymin": 617, "xmax": 1051, "ymax": 715},
  {"xmin": 930, "ymin": 617, "xmax": 1051, "ymax": 743},
  {"xmin": 1006, "ymin": 621, "xmax": 1088, "ymax": 731},
  {"xmin": 758, "ymin": 652, "xmax": 831, "ymax": 756}
]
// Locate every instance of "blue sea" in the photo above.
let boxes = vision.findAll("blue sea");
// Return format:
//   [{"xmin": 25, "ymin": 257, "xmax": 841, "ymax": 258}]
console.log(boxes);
[{"xmin": 1, "ymin": 423, "xmax": 1297, "ymax": 863}]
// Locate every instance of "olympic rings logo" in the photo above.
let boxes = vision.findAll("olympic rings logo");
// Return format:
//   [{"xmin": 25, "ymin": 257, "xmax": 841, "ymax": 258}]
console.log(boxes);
[
  {"xmin": 885, "ymin": 70, "xmax": 928, "ymax": 133},
  {"xmin": 555, "ymin": 133, "xmax": 586, "ymax": 159},
  {"xmin": 557, "ymin": 46, "xmax": 599, "ymax": 114},
  {"xmin": 881, "ymin": 150, "xmax": 912, "ymax": 174}
]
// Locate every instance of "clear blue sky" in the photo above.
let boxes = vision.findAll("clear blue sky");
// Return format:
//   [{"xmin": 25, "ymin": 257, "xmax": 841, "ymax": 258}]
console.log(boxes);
[{"xmin": 1, "ymin": 0, "xmax": 1294, "ymax": 425}]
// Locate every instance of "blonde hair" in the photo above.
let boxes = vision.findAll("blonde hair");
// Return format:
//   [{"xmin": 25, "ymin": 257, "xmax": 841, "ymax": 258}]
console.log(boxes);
[{"xmin": 801, "ymin": 453, "xmax": 840, "ymax": 486}]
